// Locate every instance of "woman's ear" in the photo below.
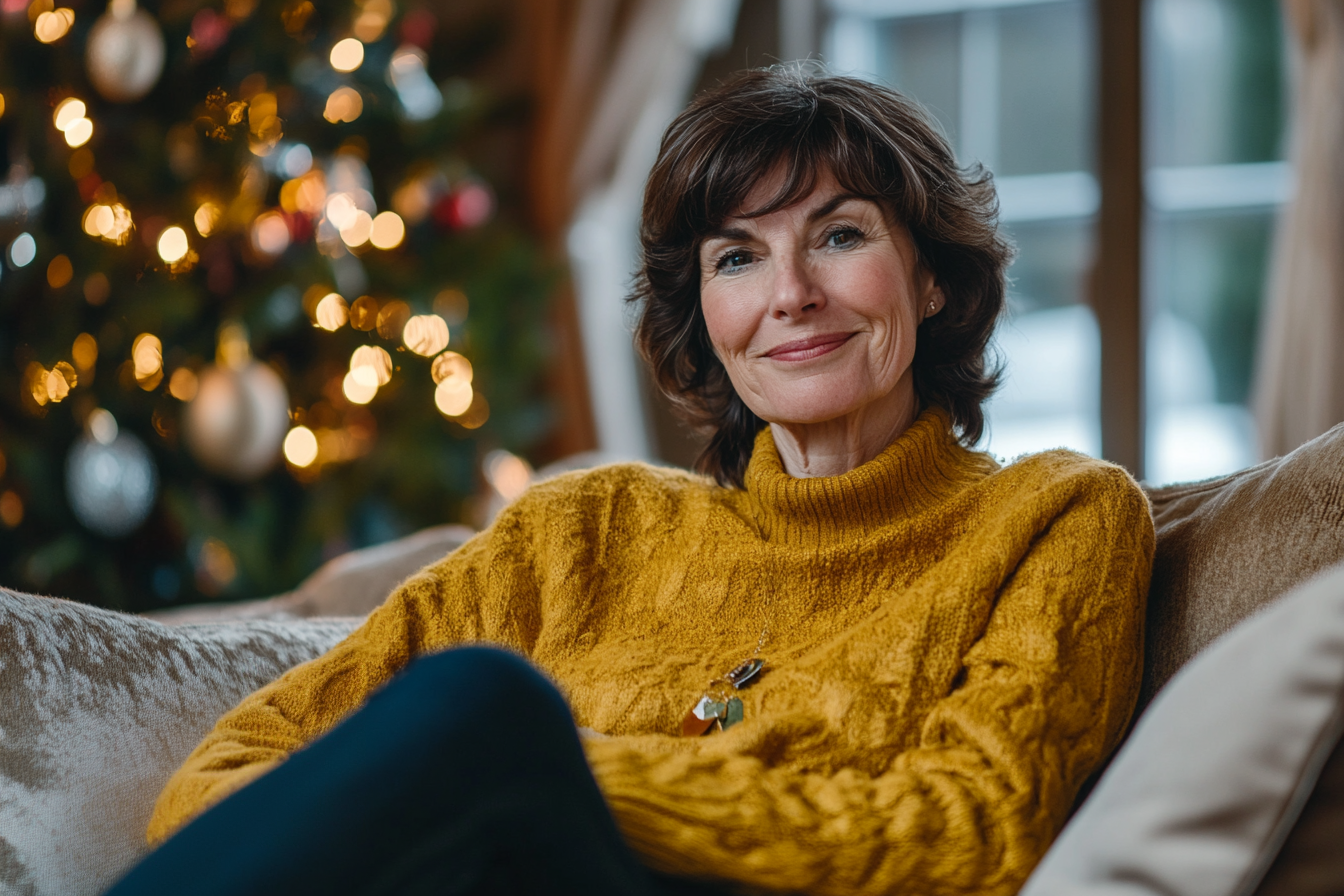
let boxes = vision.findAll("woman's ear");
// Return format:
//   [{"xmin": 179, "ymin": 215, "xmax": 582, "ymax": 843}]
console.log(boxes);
[{"xmin": 919, "ymin": 272, "xmax": 946, "ymax": 321}]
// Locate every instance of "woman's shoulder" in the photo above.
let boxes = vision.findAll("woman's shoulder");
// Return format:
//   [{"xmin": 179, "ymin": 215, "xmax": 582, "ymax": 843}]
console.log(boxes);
[
  {"xmin": 990, "ymin": 446, "xmax": 1151, "ymax": 516},
  {"xmin": 512, "ymin": 459, "xmax": 722, "ymax": 519}
]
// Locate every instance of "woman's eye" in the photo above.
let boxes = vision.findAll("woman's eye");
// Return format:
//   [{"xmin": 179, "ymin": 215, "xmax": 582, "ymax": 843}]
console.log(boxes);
[
  {"xmin": 825, "ymin": 228, "xmax": 862, "ymax": 249},
  {"xmin": 716, "ymin": 250, "xmax": 753, "ymax": 272}
]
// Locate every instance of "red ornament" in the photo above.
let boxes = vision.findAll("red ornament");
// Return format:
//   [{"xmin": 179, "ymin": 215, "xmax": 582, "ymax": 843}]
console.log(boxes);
[
  {"xmin": 432, "ymin": 183, "xmax": 493, "ymax": 231},
  {"xmin": 400, "ymin": 8, "xmax": 437, "ymax": 50}
]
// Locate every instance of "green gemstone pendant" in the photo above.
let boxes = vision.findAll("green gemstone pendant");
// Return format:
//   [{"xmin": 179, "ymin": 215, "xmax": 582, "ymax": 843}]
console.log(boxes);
[{"xmin": 722, "ymin": 696, "xmax": 745, "ymax": 729}]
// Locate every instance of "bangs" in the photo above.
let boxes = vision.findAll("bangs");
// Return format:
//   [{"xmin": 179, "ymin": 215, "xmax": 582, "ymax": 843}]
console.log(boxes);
[{"xmin": 685, "ymin": 106, "xmax": 909, "ymax": 237}]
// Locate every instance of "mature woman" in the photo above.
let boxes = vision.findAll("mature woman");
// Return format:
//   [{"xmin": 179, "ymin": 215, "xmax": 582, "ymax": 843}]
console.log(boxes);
[{"xmin": 110, "ymin": 68, "xmax": 1153, "ymax": 896}]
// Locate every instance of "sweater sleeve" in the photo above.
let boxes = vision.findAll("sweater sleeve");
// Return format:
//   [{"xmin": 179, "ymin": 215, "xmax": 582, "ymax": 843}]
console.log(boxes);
[
  {"xmin": 583, "ymin": 467, "xmax": 1154, "ymax": 896},
  {"xmin": 144, "ymin": 503, "xmax": 544, "ymax": 845}
]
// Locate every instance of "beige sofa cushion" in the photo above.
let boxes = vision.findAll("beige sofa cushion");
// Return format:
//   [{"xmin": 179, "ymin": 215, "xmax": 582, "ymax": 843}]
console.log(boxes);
[
  {"xmin": 1142, "ymin": 421, "xmax": 1344, "ymax": 706},
  {"xmin": 0, "ymin": 588, "xmax": 359, "ymax": 896},
  {"xmin": 1021, "ymin": 562, "xmax": 1344, "ymax": 896}
]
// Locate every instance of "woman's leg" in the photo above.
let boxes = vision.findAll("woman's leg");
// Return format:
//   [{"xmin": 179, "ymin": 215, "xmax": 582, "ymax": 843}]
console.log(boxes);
[{"xmin": 106, "ymin": 646, "xmax": 656, "ymax": 896}]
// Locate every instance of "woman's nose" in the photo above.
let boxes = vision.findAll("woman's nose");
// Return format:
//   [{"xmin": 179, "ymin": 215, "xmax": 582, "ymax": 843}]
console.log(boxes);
[{"xmin": 769, "ymin": 255, "xmax": 825, "ymax": 319}]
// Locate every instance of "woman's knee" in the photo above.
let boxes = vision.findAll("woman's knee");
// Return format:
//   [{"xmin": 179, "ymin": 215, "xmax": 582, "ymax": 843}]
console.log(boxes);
[{"xmin": 386, "ymin": 645, "xmax": 572, "ymax": 733}]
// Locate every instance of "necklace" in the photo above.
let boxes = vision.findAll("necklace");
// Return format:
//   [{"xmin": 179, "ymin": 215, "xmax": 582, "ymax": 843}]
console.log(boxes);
[{"xmin": 680, "ymin": 617, "xmax": 770, "ymax": 737}]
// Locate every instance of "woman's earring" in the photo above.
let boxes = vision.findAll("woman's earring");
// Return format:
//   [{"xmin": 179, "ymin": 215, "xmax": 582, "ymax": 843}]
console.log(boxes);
[{"xmin": 927, "ymin": 301, "xmax": 938, "ymax": 315}]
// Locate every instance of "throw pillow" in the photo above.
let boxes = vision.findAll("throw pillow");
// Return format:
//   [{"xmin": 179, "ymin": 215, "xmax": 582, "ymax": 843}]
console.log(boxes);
[
  {"xmin": 1019, "ymin": 561, "xmax": 1344, "ymax": 896},
  {"xmin": 1142, "ymin": 420, "xmax": 1344, "ymax": 706},
  {"xmin": 0, "ymin": 588, "xmax": 360, "ymax": 896}
]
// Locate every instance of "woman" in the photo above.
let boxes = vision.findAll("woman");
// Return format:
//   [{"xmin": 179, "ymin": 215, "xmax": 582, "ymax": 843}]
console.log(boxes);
[{"xmin": 111, "ymin": 67, "xmax": 1153, "ymax": 896}]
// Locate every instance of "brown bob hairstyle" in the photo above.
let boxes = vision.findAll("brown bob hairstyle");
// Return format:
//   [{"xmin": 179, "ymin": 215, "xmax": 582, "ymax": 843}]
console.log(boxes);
[{"xmin": 630, "ymin": 65, "xmax": 1014, "ymax": 488}]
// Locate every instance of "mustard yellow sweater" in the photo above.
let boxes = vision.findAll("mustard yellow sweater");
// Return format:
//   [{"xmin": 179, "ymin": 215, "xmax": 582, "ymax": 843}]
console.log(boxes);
[{"xmin": 148, "ymin": 409, "xmax": 1154, "ymax": 896}]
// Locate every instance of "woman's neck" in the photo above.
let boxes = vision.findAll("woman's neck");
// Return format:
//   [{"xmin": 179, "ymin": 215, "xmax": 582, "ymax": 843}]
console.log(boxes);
[{"xmin": 769, "ymin": 378, "xmax": 920, "ymax": 478}]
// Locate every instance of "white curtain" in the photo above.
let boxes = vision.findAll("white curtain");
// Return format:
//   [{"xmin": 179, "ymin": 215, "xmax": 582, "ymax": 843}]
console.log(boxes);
[{"xmin": 1253, "ymin": 0, "xmax": 1344, "ymax": 458}]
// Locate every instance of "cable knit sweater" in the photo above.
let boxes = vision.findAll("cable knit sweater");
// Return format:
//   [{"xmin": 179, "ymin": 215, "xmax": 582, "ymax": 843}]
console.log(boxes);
[{"xmin": 147, "ymin": 409, "xmax": 1154, "ymax": 896}]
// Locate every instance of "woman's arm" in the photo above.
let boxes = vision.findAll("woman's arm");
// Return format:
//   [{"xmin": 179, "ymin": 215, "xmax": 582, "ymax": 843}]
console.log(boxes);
[
  {"xmin": 145, "ymin": 508, "xmax": 544, "ymax": 844},
  {"xmin": 585, "ymin": 467, "xmax": 1154, "ymax": 896}
]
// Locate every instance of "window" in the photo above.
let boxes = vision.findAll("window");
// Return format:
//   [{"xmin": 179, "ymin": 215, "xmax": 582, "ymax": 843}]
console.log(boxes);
[{"xmin": 824, "ymin": 0, "xmax": 1287, "ymax": 482}]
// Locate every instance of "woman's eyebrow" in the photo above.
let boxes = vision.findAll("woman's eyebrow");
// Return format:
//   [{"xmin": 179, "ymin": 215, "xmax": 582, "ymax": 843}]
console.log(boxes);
[
  {"xmin": 702, "ymin": 225, "xmax": 754, "ymax": 244},
  {"xmin": 806, "ymin": 193, "xmax": 867, "ymax": 222}
]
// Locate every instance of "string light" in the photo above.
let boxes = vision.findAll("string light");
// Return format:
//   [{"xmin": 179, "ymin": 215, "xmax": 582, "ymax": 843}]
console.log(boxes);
[
  {"xmin": 329, "ymin": 37, "xmax": 365, "ymax": 72},
  {"xmin": 349, "ymin": 295, "xmax": 379, "ymax": 330},
  {"xmin": 369, "ymin": 211, "xmax": 405, "ymax": 249},
  {"xmin": 0, "ymin": 93, "xmax": 6, "ymax": 120},
  {"xmin": 403, "ymin": 314, "xmax": 448, "ymax": 356},
  {"xmin": 283, "ymin": 425, "xmax": 319, "ymax": 467},
  {"xmin": 156, "ymin": 226, "xmax": 189, "ymax": 263},
  {"xmin": 352, "ymin": 0, "xmax": 392, "ymax": 41},
  {"xmin": 315, "ymin": 292, "xmax": 349, "ymax": 330}
]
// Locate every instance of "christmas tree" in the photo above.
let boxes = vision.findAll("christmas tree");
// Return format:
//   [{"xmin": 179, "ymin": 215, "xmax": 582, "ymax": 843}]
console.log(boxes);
[{"xmin": 0, "ymin": 0, "xmax": 555, "ymax": 610}]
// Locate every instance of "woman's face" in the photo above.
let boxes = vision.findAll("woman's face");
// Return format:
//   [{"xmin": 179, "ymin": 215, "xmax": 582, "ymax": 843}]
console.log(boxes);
[{"xmin": 698, "ymin": 170, "xmax": 943, "ymax": 428}]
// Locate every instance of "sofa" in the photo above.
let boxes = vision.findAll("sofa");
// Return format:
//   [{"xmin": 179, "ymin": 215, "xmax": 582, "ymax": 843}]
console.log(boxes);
[{"xmin": 4, "ymin": 426, "xmax": 1344, "ymax": 896}]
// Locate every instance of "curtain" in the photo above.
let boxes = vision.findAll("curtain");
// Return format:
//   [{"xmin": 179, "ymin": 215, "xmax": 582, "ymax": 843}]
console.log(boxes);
[
  {"xmin": 526, "ymin": 0, "xmax": 738, "ymax": 459},
  {"xmin": 1253, "ymin": 0, "xmax": 1344, "ymax": 458}
]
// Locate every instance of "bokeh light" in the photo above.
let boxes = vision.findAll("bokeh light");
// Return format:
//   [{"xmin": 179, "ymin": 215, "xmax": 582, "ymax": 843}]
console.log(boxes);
[
  {"xmin": 194, "ymin": 201, "xmax": 222, "ymax": 236},
  {"xmin": 369, "ymin": 210, "xmax": 405, "ymax": 249},
  {"xmin": 352, "ymin": 0, "xmax": 392, "ymax": 41},
  {"xmin": 0, "ymin": 491, "xmax": 23, "ymax": 528},
  {"xmin": 430, "ymin": 351, "xmax": 473, "ymax": 386},
  {"xmin": 403, "ymin": 314, "xmax": 448, "ymax": 356},
  {"xmin": 131, "ymin": 332, "xmax": 163, "ymax": 388},
  {"xmin": 434, "ymin": 378, "xmax": 473, "ymax": 416},
  {"xmin": 433, "ymin": 288, "xmax": 469, "ymax": 325},
  {"xmin": 44, "ymin": 363, "xmax": 74, "ymax": 402},
  {"xmin": 342, "ymin": 370, "xmax": 377, "ymax": 404},
  {"xmin": 283, "ymin": 425, "xmax": 319, "ymax": 467},
  {"xmin": 339, "ymin": 210, "xmax": 373, "ymax": 247},
  {"xmin": 168, "ymin": 366, "xmax": 199, "ymax": 401},
  {"xmin": 375, "ymin": 299, "xmax": 410, "ymax": 339},
  {"xmin": 53, "ymin": 98, "xmax": 86, "ymax": 131},
  {"xmin": 82, "ymin": 202, "xmax": 134, "ymax": 244},
  {"xmin": 84, "ymin": 272, "xmax": 111, "ymax": 304},
  {"xmin": 315, "ymin": 292, "xmax": 349, "ymax": 330},
  {"xmin": 34, "ymin": 7, "xmax": 73, "ymax": 42},
  {"xmin": 330, "ymin": 37, "xmax": 365, "ymax": 72},
  {"xmin": 156, "ymin": 226, "xmax": 189, "ymax": 263},
  {"xmin": 251, "ymin": 210, "xmax": 290, "ymax": 256},
  {"xmin": 63, "ymin": 117, "xmax": 93, "ymax": 148},
  {"xmin": 72, "ymin": 332, "xmax": 98, "ymax": 371},
  {"xmin": 484, "ymin": 450, "xmax": 532, "ymax": 501},
  {"xmin": 9, "ymin": 233, "xmax": 36, "ymax": 267},
  {"xmin": 323, "ymin": 86, "xmax": 363, "ymax": 123},
  {"xmin": 349, "ymin": 344, "xmax": 392, "ymax": 386},
  {"xmin": 46, "ymin": 254, "xmax": 72, "ymax": 288},
  {"xmin": 349, "ymin": 295, "xmax": 379, "ymax": 330},
  {"xmin": 88, "ymin": 408, "xmax": 119, "ymax": 444}
]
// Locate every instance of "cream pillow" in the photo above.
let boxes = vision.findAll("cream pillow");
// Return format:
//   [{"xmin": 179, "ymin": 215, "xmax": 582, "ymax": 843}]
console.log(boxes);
[
  {"xmin": 1020, "ymin": 562, "xmax": 1344, "ymax": 896},
  {"xmin": 0, "ymin": 588, "xmax": 359, "ymax": 896}
]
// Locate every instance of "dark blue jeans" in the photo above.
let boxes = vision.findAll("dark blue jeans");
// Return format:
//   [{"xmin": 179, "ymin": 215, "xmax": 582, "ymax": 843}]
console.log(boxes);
[{"xmin": 107, "ymin": 646, "xmax": 723, "ymax": 896}]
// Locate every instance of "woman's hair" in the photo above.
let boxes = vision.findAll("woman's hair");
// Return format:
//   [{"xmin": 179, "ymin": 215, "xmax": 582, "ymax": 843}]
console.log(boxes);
[{"xmin": 630, "ymin": 65, "xmax": 1013, "ymax": 488}]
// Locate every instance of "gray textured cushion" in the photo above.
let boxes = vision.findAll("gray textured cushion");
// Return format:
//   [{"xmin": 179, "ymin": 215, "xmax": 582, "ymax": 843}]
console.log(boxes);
[
  {"xmin": 0, "ymin": 588, "xmax": 359, "ymax": 896},
  {"xmin": 1142, "ymin": 421, "xmax": 1344, "ymax": 707},
  {"xmin": 1021, "ymin": 562, "xmax": 1344, "ymax": 896}
]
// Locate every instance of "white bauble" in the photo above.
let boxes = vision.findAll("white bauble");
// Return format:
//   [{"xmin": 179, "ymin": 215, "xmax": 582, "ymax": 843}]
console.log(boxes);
[
  {"xmin": 85, "ymin": 0, "xmax": 166, "ymax": 103},
  {"xmin": 66, "ymin": 430, "xmax": 158, "ymax": 537},
  {"xmin": 184, "ymin": 362, "xmax": 290, "ymax": 481}
]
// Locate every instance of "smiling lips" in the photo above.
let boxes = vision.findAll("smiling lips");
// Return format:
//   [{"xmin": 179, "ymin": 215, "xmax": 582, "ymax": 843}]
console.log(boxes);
[{"xmin": 764, "ymin": 332, "xmax": 855, "ymax": 362}]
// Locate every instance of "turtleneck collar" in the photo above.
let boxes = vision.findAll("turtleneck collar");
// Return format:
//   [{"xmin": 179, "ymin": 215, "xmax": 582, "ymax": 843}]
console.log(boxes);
[{"xmin": 742, "ymin": 407, "xmax": 994, "ymax": 545}]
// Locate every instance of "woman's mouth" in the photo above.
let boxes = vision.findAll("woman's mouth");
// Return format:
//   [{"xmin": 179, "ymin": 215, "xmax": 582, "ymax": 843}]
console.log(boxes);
[{"xmin": 764, "ymin": 332, "xmax": 854, "ymax": 362}]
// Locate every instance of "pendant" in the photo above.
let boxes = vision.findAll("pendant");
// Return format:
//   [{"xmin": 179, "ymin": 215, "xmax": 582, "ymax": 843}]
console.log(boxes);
[
  {"xmin": 722, "ymin": 696, "xmax": 744, "ymax": 730},
  {"xmin": 726, "ymin": 658, "xmax": 764, "ymax": 689},
  {"xmin": 681, "ymin": 695, "xmax": 725, "ymax": 737}
]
